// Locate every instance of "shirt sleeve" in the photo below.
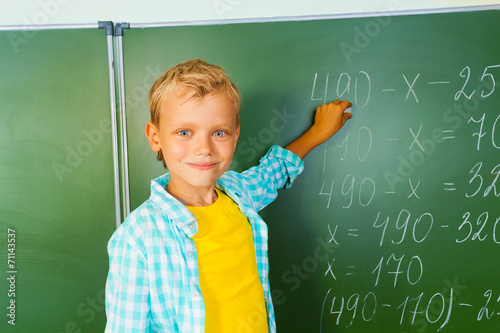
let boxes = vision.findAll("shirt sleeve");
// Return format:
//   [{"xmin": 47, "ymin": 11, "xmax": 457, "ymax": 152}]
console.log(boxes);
[
  {"xmin": 105, "ymin": 233, "xmax": 150, "ymax": 332},
  {"xmin": 238, "ymin": 145, "xmax": 304, "ymax": 211}
]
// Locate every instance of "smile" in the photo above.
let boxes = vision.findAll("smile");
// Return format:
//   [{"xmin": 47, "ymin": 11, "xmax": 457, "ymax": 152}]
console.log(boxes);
[{"xmin": 188, "ymin": 162, "xmax": 218, "ymax": 171}]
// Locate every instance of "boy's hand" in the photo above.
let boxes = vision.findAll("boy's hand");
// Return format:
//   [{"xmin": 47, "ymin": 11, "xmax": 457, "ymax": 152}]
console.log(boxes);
[
  {"xmin": 285, "ymin": 100, "xmax": 353, "ymax": 159},
  {"xmin": 311, "ymin": 100, "xmax": 353, "ymax": 144}
]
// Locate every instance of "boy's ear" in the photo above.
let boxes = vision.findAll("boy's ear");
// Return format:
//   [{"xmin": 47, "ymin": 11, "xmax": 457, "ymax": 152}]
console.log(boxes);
[
  {"xmin": 145, "ymin": 121, "xmax": 161, "ymax": 152},
  {"xmin": 234, "ymin": 124, "xmax": 240, "ymax": 151}
]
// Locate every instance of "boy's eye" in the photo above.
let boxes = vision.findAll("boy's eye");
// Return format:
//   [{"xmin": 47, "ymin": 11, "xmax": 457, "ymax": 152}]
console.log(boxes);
[
  {"xmin": 213, "ymin": 130, "xmax": 226, "ymax": 137},
  {"xmin": 178, "ymin": 130, "xmax": 191, "ymax": 137}
]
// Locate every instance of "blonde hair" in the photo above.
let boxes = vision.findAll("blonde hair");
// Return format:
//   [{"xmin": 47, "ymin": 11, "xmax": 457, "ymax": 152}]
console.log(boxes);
[{"xmin": 149, "ymin": 59, "xmax": 241, "ymax": 165}]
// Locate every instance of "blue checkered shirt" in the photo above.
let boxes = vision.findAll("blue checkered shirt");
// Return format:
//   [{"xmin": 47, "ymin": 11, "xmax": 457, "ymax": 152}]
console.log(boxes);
[{"xmin": 105, "ymin": 145, "xmax": 304, "ymax": 332}]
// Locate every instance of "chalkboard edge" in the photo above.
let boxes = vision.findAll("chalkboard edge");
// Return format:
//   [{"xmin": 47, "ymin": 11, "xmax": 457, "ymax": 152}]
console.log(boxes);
[{"xmin": 128, "ymin": 5, "xmax": 500, "ymax": 29}]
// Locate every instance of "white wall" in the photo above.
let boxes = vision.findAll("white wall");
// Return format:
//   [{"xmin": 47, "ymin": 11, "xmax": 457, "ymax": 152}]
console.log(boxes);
[{"xmin": 1, "ymin": 0, "xmax": 499, "ymax": 27}]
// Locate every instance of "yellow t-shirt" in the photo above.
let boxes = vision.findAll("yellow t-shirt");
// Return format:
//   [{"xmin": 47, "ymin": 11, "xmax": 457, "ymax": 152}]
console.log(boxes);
[{"xmin": 188, "ymin": 188, "xmax": 268, "ymax": 333}]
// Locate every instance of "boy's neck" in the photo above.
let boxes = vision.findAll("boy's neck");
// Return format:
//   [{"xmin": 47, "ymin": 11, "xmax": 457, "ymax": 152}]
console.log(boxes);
[{"xmin": 166, "ymin": 183, "xmax": 218, "ymax": 207}]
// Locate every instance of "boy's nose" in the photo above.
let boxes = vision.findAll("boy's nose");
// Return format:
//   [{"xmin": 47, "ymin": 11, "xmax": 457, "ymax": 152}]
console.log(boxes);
[{"xmin": 194, "ymin": 136, "xmax": 213, "ymax": 156}]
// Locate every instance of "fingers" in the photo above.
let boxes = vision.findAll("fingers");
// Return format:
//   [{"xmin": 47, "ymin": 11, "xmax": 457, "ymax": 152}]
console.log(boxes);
[
  {"xmin": 316, "ymin": 100, "xmax": 353, "ymax": 117},
  {"xmin": 330, "ymin": 99, "xmax": 353, "ymax": 109},
  {"xmin": 330, "ymin": 100, "xmax": 353, "ymax": 126},
  {"xmin": 343, "ymin": 111, "xmax": 353, "ymax": 122},
  {"xmin": 312, "ymin": 99, "xmax": 354, "ymax": 141}
]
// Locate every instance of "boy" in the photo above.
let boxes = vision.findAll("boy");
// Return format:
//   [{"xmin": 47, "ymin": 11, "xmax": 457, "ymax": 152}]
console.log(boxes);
[{"xmin": 105, "ymin": 59, "xmax": 352, "ymax": 332}]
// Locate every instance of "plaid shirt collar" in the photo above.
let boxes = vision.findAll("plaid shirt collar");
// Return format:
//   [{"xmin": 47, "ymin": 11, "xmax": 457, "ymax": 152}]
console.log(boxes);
[{"xmin": 149, "ymin": 173, "xmax": 257, "ymax": 238}]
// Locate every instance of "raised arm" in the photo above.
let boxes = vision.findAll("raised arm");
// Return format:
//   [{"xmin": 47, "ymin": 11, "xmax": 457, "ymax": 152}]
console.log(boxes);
[{"xmin": 285, "ymin": 100, "xmax": 353, "ymax": 159}]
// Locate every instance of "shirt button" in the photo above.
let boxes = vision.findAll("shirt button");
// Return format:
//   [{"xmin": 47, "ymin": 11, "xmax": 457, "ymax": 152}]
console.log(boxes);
[
  {"xmin": 187, "ymin": 251, "xmax": 193, "ymax": 257},
  {"xmin": 192, "ymin": 291, "xmax": 200, "ymax": 299},
  {"xmin": 189, "ymin": 223, "xmax": 196, "ymax": 230}
]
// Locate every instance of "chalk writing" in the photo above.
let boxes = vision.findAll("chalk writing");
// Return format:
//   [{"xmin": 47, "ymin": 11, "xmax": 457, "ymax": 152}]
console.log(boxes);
[
  {"xmin": 456, "ymin": 211, "xmax": 500, "ymax": 244},
  {"xmin": 319, "ymin": 174, "xmax": 376, "ymax": 209},
  {"xmin": 371, "ymin": 254, "xmax": 423, "ymax": 287},
  {"xmin": 320, "ymin": 289, "xmax": 459, "ymax": 330},
  {"xmin": 312, "ymin": 64, "xmax": 500, "ymax": 107},
  {"xmin": 466, "ymin": 162, "xmax": 500, "ymax": 198},
  {"xmin": 311, "ymin": 61, "xmax": 500, "ymax": 332},
  {"xmin": 311, "ymin": 71, "xmax": 371, "ymax": 108},
  {"xmin": 373, "ymin": 210, "xmax": 434, "ymax": 246}
]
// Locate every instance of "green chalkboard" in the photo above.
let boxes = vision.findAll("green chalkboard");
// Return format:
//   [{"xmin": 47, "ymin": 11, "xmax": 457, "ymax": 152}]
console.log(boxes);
[
  {"xmin": 122, "ymin": 10, "xmax": 500, "ymax": 332},
  {"xmin": 0, "ymin": 29, "xmax": 115, "ymax": 331}
]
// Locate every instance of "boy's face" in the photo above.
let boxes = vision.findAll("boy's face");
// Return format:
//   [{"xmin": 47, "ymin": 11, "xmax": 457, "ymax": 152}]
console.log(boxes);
[{"xmin": 146, "ymin": 90, "xmax": 240, "ymax": 197}]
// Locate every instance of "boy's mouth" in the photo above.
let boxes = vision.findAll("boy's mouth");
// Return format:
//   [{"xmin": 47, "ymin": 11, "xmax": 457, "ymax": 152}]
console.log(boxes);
[{"xmin": 187, "ymin": 162, "xmax": 218, "ymax": 171}]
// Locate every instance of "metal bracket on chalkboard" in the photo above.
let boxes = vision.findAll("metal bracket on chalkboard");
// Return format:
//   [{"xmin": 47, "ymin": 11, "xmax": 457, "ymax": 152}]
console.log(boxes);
[
  {"xmin": 98, "ymin": 21, "xmax": 114, "ymax": 36},
  {"xmin": 98, "ymin": 20, "xmax": 124, "ymax": 228},
  {"xmin": 115, "ymin": 22, "xmax": 130, "ymax": 37},
  {"xmin": 114, "ymin": 22, "xmax": 132, "ymax": 220}
]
